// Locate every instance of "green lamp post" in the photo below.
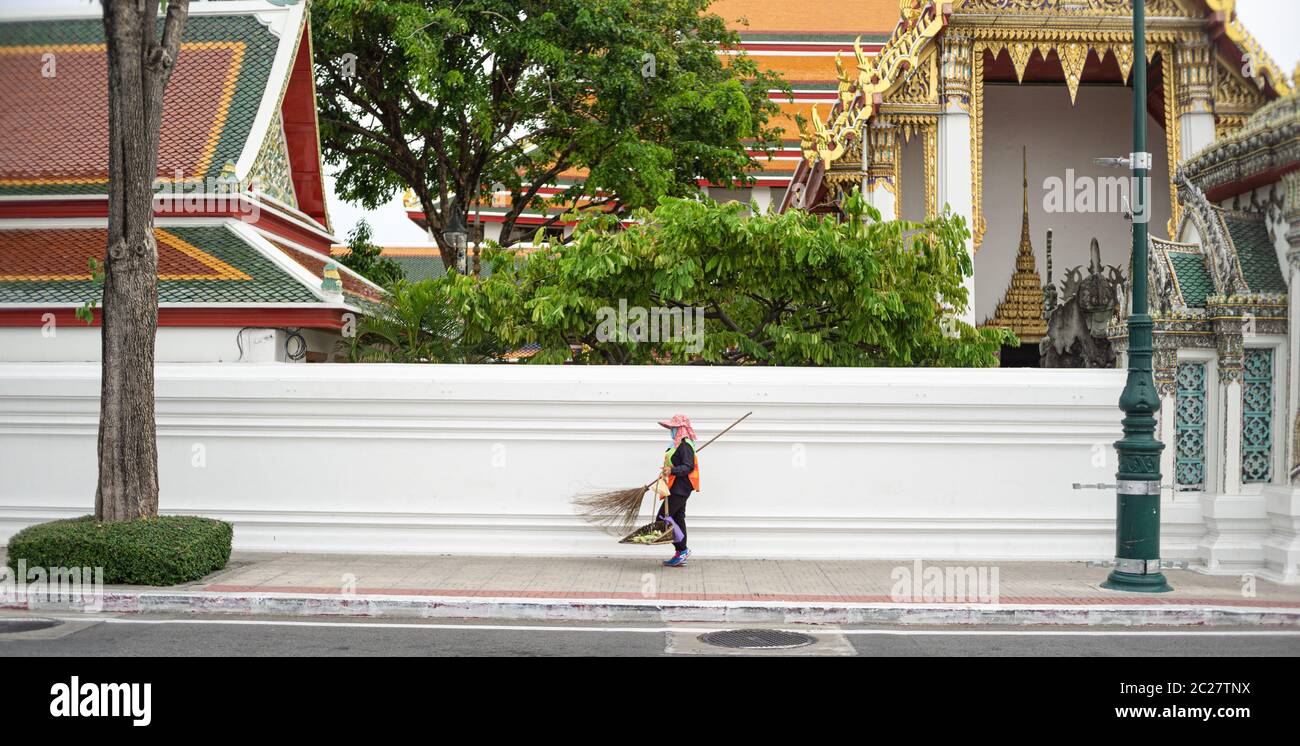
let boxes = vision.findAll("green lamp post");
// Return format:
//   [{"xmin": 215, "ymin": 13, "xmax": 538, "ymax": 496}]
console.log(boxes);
[{"xmin": 1101, "ymin": 0, "xmax": 1172, "ymax": 593}]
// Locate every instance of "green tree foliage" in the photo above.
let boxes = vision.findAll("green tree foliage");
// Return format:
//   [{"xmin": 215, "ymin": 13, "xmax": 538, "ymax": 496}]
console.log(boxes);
[
  {"xmin": 448, "ymin": 196, "xmax": 1016, "ymax": 366},
  {"xmin": 338, "ymin": 219, "xmax": 405, "ymax": 287},
  {"xmin": 312, "ymin": 0, "xmax": 788, "ymax": 270}
]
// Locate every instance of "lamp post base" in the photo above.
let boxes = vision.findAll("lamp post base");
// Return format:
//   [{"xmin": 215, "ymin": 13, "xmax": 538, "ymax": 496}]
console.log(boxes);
[{"xmin": 1101, "ymin": 570, "xmax": 1173, "ymax": 593}]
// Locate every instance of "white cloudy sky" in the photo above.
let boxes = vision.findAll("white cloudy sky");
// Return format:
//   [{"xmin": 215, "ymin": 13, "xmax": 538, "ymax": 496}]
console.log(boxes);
[{"xmin": 7, "ymin": 0, "xmax": 1299, "ymax": 244}]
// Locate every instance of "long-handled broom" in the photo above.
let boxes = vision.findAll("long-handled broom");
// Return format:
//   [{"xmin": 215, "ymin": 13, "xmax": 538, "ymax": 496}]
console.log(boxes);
[{"xmin": 572, "ymin": 412, "xmax": 753, "ymax": 536}]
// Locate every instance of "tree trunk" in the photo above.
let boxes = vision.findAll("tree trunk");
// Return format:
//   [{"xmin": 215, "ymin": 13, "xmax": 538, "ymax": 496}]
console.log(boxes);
[{"xmin": 95, "ymin": 0, "xmax": 189, "ymax": 522}]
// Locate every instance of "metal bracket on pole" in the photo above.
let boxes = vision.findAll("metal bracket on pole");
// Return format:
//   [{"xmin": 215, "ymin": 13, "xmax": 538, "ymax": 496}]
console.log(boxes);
[
  {"xmin": 1114, "ymin": 557, "xmax": 1163, "ymax": 575},
  {"xmin": 1129, "ymin": 152, "xmax": 1153, "ymax": 170},
  {"xmin": 1116, "ymin": 479, "xmax": 1161, "ymax": 495},
  {"xmin": 1072, "ymin": 482, "xmax": 1174, "ymax": 492}
]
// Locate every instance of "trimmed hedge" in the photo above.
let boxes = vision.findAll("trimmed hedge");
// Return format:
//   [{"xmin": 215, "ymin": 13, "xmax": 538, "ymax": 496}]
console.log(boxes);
[{"xmin": 5, "ymin": 515, "xmax": 233, "ymax": 586}]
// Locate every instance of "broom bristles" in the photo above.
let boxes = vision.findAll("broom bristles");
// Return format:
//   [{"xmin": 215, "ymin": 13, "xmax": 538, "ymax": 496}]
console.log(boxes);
[{"xmin": 572, "ymin": 484, "xmax": 652, "ymax": 536}]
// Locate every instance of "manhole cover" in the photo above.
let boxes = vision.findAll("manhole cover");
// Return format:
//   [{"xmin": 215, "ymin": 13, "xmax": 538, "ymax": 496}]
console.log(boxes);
[
  {"xmin": 0, "ymin": 619, "xmax": 63, "ymax": 634},
  {"xmin": 698, "ymin": 628, "xmax": 815, "ymax": 650}
]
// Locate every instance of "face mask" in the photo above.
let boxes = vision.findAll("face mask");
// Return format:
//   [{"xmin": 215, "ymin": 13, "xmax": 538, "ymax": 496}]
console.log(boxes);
[{"xmin": 669, "ymin": 427, "xmax": 678, "ymax": 445}]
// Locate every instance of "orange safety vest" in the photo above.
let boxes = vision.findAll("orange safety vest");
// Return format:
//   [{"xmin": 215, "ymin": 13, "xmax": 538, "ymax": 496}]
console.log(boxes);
[{"xmin": 663, "ymin": 439, "xmax": 700, "ymax": 492}]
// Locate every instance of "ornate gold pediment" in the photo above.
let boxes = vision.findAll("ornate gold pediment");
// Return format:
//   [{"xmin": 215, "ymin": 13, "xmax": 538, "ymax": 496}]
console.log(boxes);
[
  {"xmin": 889, "ymin": 47, "xmax": 939, "ymax": 106},
  {"xmin": 1214, "ymin": 54, "xmax": 1271, "ymax": 141},
  {"xmin": 797, "ymin": 2, "xmax": 946, "ymax": 165},
  {"xmin": 1208, "ymin": 0, "xmax": 1292, "ymax": 97},
  {"xmin": 957, "ymin": 0, "xmax": 1187, "ymax": 16}
]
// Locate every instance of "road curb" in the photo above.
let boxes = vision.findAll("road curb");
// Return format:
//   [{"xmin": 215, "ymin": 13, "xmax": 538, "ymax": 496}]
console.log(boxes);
[{"xmin": 5, "ymin": 590, "xmax": 1300, "ymax": 626}]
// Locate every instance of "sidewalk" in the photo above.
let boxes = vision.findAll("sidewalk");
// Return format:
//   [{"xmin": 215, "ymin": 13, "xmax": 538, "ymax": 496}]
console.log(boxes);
[{"xmin": 5, "ymin": 551, "xmax": 1300, "ymax": 626}]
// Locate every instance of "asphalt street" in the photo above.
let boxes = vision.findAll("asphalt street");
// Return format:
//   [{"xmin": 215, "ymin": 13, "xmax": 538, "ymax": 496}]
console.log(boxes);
[{"xmin": 1, "ymin": 613, "xmax": 1298, "ymax": 657}]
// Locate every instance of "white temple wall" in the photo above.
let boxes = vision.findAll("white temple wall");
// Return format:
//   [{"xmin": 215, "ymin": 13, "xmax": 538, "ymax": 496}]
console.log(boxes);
[
  {"xmin": 1, "ymin": 363, "xmax": 1137, "ymax": 561},
  {"xmin": 0, "ymin": 326, "xmax": 338, "ymax": 363},
  {"xmin": 974, "ymin": 84, "xmax": 1172, "ymax": 323},
  {"xmin": 3, "ymin": 362, "xmax": 1294, "ymax": 577}
]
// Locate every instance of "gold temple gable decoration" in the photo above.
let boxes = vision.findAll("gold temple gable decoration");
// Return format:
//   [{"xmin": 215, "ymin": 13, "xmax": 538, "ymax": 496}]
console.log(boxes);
[
  {"xmin": 958, "ymin": 0, "xmax": 1183, "ymax": 14},
  {"xmin": 1207, "ymin": 0, "xmax": 1292, "ymax": 97},
  {"xmin": 900, "ymin": 0, "xmax": 926, "ymax": 24},
  {"xmin": 893, "ymin": 47, "xmax": 939, "ymax": 105},
  {"xmin": 1214, "ymin": 53, "xmax": 1269, "ymax": 142},
  {"xmin": 1007, "ymin": 41, "xmax": 1035, "ymax": 84},
  {"xmin": 1161, "ymin": 45, "xmax": 1183, "ymax": 236},
  {"xmin": 797, "ymin": 2, "xmax": 946, "ymax": 166},
  {"xmin": 967, "ymin": 34, "xmax": 1184, "ymax": 250},
  {"xmin": 1112, "ymin": 42, "xmax": 1135, "ymax": 83},
  {"xmin": 981, "ymin": 146, "xmax": 1046, "ymax": 343},
  {"xmin": 1056, "ymin": 42, "xmax": 1090, "ymax": 105},
  {"xmin": 792, "ymin": 0, "xmax": 1282, "ymax": 258},
  {"xmin": 971, "ymin": 40, "xmax": 986, "ymax": 249}
]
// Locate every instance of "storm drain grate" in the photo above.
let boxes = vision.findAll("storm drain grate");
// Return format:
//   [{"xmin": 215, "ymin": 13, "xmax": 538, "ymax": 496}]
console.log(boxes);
[
  {"xmin": 698, "ymin": 628, "xmax": 816, "ymax": 650},
  {"xmin": 0, "ymin": 619, "xmax": 63, "ymax": 634}
]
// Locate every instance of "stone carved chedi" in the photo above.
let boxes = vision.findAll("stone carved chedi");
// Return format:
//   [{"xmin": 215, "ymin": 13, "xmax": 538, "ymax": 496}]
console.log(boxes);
[{"xmin": 1040, "ymin": 238, "xmax": 1125, "ymax": 368}]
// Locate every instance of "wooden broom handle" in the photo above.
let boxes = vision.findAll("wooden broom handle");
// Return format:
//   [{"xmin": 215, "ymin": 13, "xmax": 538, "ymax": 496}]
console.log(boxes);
[{"xmin": 697, "ymin": 411, "xmax": 753, "ymax": 451}]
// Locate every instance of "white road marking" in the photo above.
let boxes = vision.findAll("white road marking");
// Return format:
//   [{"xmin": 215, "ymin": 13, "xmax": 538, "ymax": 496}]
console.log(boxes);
[{"xmin": 39, "ymin": 616, "xmax": 1300, "ymax": 636}]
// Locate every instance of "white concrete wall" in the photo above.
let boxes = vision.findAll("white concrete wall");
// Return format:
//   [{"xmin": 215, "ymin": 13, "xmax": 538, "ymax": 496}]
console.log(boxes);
[
  {"xmin": 0, "ymin": 326, "xmax": 340, "ymax": 363},
  {"xmin": 0, "ymin": 363, "xmax": 1146, "ymax": 560}
]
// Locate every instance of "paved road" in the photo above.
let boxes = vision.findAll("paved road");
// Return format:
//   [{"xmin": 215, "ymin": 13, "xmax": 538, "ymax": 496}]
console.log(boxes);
[{"xmin": 2, "ymin": 613, "xmax": 1298, "ymax": 656}]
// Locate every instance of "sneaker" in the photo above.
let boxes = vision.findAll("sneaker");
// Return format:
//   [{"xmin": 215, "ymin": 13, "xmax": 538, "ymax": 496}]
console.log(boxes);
[{"xmin": 662, "ymin": 549, "xmax": 691, "ymax": 567}]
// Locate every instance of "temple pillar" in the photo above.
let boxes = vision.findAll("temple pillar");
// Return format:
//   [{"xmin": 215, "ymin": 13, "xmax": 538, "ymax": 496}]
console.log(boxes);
[
  {"xmin": 866, "ymin": 119, "xmax": 898, "ymax": 222},
  {"xmin": 1262, "ymin": 170, "xmax": 1300, "ymax": 582},
  {"xmin": 1216, "ymin": 319, "xmax": 1246, "ymax": 497},
  {"xmin": 1154, "ymin": 346, "xmax": 1178, "ymax": 490},
  {"xmin": 1197, "ymin": 317, "xmax": 1260, "ymax": 572},
  {"xmin": 1176, "ymin": 39, "xmax": 1216, "ymax": 159},
  {"xmin": 939, "ymin": 34, "xmax": 975, "ymax": 326}
]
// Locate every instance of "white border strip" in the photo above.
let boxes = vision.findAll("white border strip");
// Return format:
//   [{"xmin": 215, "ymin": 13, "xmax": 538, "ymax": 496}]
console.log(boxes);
[{"xmin": 42, "ymin": 616, "xmax": 1300, "ymax": 636}]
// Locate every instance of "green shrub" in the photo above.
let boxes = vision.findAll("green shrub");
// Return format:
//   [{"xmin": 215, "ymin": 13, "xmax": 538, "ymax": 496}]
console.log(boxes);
[{"xmin": 5, "ymin": 515, "xmax": 233, "ymax": 586}]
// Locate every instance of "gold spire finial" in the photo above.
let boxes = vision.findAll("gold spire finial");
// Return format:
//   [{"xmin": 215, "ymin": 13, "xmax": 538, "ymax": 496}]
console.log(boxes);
[
  {"xmin": 1019, "ymin": 145, "xmax": 1032, "ymax": 259},
  {"xmin": 981, "ymin": 145, "xmax": 1047, "ymax": 344}
]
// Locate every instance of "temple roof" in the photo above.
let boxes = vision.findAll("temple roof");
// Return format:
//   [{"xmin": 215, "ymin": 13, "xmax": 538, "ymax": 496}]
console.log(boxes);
[
  {"xmin": 0, "ymin": 1, "xmax": 359, "ymax": 329},
  {"xmin": 1183, "ymin": 90, "xmax": 1300, "ymax": 200},
  {"xmin": 0, "ymin": 14, "xmax": 276, "ymax": 196},
  {"xmin": 0, "ymin": 221, "xmax": 382, "ymax": 309},
  {"xmin": 331, "ymin": 245, "xmax": 447, "ymax": 283},
  {"xmin": 1152, "ymin": 208, "xmax": 1285, "ymax": 310},
  {"xmin": 0, "ymin": 1, "xmax": 329, "ymax": 228},
  {"xmin": 1152, "ymin": 237, "xmax": 1214, "ymax": 308},
  {"xmin": 1221, "ymin": 211, "xmax": 1287, "ymax": 295},
  {"xmin": 790, "ymin": 0, "xmax": 1293, "ymax": 189},
  {"xmin": 711, "ymin": 0, "xmax": 898, "ymax": 184}
]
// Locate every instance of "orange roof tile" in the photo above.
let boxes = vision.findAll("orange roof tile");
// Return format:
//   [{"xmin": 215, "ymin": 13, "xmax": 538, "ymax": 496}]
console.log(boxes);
[
  {"xmin": 0, "ymin": 227, "xmax": 247, "ymax": 281},
  {"xmin": 0, "ymin": 14, "xmax": 282, "ymax": 195},
  {"xmin": 266, "ymin": 237, "xmax": 385, "ymax": 303},
  {"xmin": 711, "ymin": 0, "xmax": 899, "ymax": 35}
]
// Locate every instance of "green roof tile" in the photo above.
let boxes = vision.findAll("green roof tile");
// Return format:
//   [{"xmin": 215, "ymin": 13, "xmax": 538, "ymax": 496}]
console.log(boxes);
[
  {"xmin": 1170, "ymin": 251, "xmax": 1212, "ymax": 308},
  {"xmin": 1223, "ymin": 214, "xmax": 1287, "ymax": 295}
]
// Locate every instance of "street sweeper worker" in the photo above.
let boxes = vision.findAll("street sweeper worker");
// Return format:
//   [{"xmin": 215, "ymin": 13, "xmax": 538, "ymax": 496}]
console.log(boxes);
[{"xmin": 657, "ymin": 414, "xmax": 699, "ymax": 567}]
